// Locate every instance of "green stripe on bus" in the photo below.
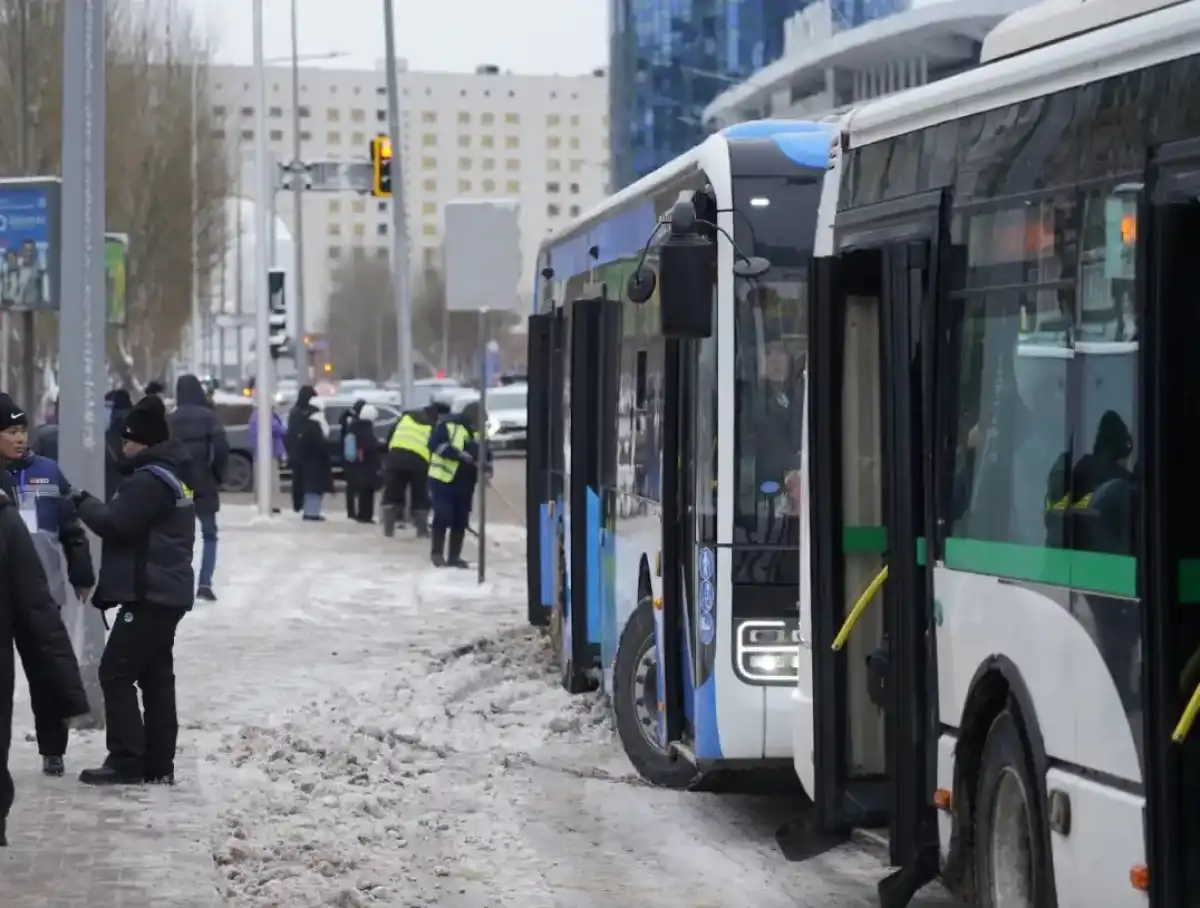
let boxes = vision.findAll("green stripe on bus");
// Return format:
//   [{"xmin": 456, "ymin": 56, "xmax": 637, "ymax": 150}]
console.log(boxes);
[
  {"xmin": 843, "ymin": 525, "xmax": 887, "ymax": 553},
  {"xmin": 942, "ymin": 538, "xmax": 1136, "ymax": 598},
  {"xmin": 1180, "ymin": 560, "xmax": 1200, "ymax": 605},
  {"xmin": 916, "ymin": 536, "xmax": 927, "ymax": 567}
]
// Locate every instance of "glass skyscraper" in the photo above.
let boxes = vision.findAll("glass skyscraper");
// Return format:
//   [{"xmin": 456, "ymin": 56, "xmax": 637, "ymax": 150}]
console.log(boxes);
[{"xmin": 609, "ymin": 0, "xmax": 809, "ymax": 189}]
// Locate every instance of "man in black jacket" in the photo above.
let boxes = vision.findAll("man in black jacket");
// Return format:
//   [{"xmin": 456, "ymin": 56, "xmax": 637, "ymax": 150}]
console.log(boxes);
[
  {"xmin": 72, "ymin": 395, "xmax": 196, "ymax": 786},
  {"xmin": 169, "ymin": 375, "xmax": 228, "ymax": 601},
  {"xmin": 285, "ymin": 386, "xmax": 318, "ymax": 512},
  {"xmin": 0, "ymin": 393, "xmax": 95, "ymax": 777},
  {"xmin": 0, "ymin": 485, "xmax": 90, "ymax": 845}
]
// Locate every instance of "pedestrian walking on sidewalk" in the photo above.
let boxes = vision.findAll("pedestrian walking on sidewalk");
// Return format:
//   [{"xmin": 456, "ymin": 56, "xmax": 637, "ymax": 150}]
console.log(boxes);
[
  {"xmin": 427, "ymin": 401, "xmax": 490, "ymax": 568},
  {"xmin": 71, "ymin": 395, "xmax": 196, "ymax": 786},
  {"xmin": 339, "ymin": 399, "xmax": 366, "ymax": 520},
  {"xmin": 285, "ymin": 386, "xmax": 318, "ymax": 513},
  {"xmin": 292, "ymin": 396, "xmax": 332, "ymax": 521},
  {"xmin": 348, "ymin": 404, "xmax": 382, "ymax": 523},
  {"xmin": 0, "ymin": 393, "xmax": 95, "ymax": 777},
  {"xmin": 169, "ymin": 375, "xmax": 228, "ymax": 602},
  {"xmin": 381, "ymin": 401, "xmax": 441, "ymax": 538},
  {"xmin": 0, "ymin": 485, "xmax": 90, "ymax": 846}
]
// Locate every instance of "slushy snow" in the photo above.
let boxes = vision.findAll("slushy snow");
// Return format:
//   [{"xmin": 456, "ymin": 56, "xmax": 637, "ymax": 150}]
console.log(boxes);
[{"xmin": 105, "ymin": 507, "xmax": 954, "ymax": 906}]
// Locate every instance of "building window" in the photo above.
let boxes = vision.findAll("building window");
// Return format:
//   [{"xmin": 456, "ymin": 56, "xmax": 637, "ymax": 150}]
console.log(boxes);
[
  {"xmin": 505, "ymin": 158, "xmax": 520, "ymax": 171},
  {"xmin": 457, "ymin": 135, "xmax": 471, "ymax": 148},
  {"xmin": 210, "ymin": 129, "xmax": 226, "ymax": 139},
  {"xmin": 269, "ymin": 129, "xmax": 284, "ymax": 141},
  {"xmin": 547, "ymin": 136, "xmax": 563, "ymax": 150},
  {"xmin": 548, "ymin": 160, "xmax": 562, "ymax": 172},
  {"xmin": 422, "ymin": 178, "xmax": 437, "ymax": 191},
  {"xmin": 481, "ymin": 112, "xmax": 495, "ymax": 126},
  {"xmin": 351, "ymin": 131, "xmax": 365, "ymax": 145},
  {"xmin": 376, "ymin": 247, "xmax": 390, "ymax": 260},
  {"xmin": 422, "ymin": 201, "xmax": 436, "ymax": 215},
  {"xmin": 421, "ymin": 111, "xmax": 437, "ymax": 123},
  {"xmin": 422, "ymin": 134, "xmax": 437, "ymax": 146},
  {"xmin": 569, "ymin": 182, "xmax": 580, "ymax": 194},
  {"xmin": 212, "ymin": 105, "xmax": 226, "ymax": 117},
  {"xmin": 328, "ymin": 199, "xmax": 342, "ymax": 214},
  {"xmin": 299, "ymin": 130, "xmax": 312, "ymax": 141},
  {"xmin": 547, "ymin": 114, "xmax": 561, "ymax": 126},
  {"xmin": 547, "ymin": 203, "xmax": 561, "ymax": 217},
  {"xmin": 423, "ymin": 223, "xmax": 437, "ymax": 237},
  {"xmin": 298, "ymin": 105, "xmax": 311, "ymax": 118},
  {"xmin": 376, "ymin": 109, "xmax": 387, "ymax": 122},
  {"xmin": 458, "ymin": 179, "xmax": 471, "ymax": 192},
  {"xmin": 351, "ymin": 199, "xmax": 366, "ymax": 214},
  {"xmin": 328, "ymin": 223, "xmax": 342, "ymax": 237},
  {"xmin": 327, "ymin": 131, "xmax": 341, "ymax": 144},
  {"xmin": 569, "ymin": 137, "xmax": 581, "ymax": 150},
  {"xmin": 268, "ymin": 106, "xmax": 283, "ymax": 118},
  {"xmin": 458, "ymin": 157, "xmax": 472, "ymax": 170},
  {"xmin": 569, "ymin": 160, "xmax": 583, "ymax": 172},
  {"xmin": 422, "ymin": 156, "xmax": 437, "ymax": 170},
  {"xmin": 458, "ymin": 111, "xmax": 471, "ymax": 124},
  {"xmin": 570, "ymin": 114, "xmax": 580, "ymax": 127},
  {"xmin": 481, "ymin": 158, "xmax": 495, "ymax": 171},
  {"xmin": 377, "ymin": 223, "xmax": 388, "ymax": 236},
  {"xmin": 377, "ymin": 201, "xmax": 388, "ymax": 213},
  {"xmin": 483, "ymin": 179, "xmax": 496, "ymax": 192},
  {"xmin": 240, "ymin": 106, "xmax": 254, "ymax": 117},
  {"xmin": 328, "ymin": 246, "xmax": 342, "ymax": 260},
  {"xmin": 240, "ymin": 129, "xmax": 254, "ymax": 141},
  {"xmin": 569, "ymin": 205, "xmax": 581, "ymax": 217},
  {"xmin": 481, "ymin": 135, "xmax": 494, "ymax": 148},
  {"xmin": 352, "ymin": 224, "xmax": 365, "ymax": 238},
  {"xmin": 350, "ymin": 108, "xmax": 366, "ymax": 122},
  {"xmin": 506, "ymin": 180, "xmax": 520, "ymax": 193},
  {"xmin": 504, "ymin": 112, "xmax": 519, "ymax": 125},
  {"xmin": 505, "ymin": 135, "xmax": 519, "ymax": 149},
  {"xmin": 546, "ymin": 181, "xmax": 561, "ymax": 193}
]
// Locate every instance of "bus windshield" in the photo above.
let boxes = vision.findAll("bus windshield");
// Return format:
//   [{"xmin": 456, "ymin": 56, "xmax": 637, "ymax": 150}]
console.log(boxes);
[{"xmin": 731, "ymin": 173, "xmax": 819, "ymax": 543}]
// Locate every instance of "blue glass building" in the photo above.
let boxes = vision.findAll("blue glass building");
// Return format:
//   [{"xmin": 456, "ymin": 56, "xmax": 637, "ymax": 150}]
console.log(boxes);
[{"xmin": 608, "ymin": 0, "xmax": 908, "ymax": 189}]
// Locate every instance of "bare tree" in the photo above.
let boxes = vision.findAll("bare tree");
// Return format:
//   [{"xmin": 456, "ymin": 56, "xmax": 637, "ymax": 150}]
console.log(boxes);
[
  {"xmin": 322, "ymin": 251, "xmax": 397, "ymax": 380},
  {"xmin": 0, "ymin": 0, "xmax": 233, "ymax": 388}
]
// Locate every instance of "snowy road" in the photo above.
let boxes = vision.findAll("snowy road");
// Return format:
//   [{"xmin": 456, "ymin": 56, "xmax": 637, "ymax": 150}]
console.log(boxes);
[{"xmin": 168, "ymin": 509, "xmax": 956, "ymax": 907}]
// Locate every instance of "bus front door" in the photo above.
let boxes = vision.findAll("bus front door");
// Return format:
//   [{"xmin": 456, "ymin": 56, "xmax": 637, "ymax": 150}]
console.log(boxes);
[{"xmin": 807, "ymin": 191, "xmax": 943, "ymax": 906}]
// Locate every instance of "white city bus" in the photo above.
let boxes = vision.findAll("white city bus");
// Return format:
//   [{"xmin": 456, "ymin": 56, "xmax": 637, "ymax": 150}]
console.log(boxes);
[
  {"xmin": 789, "ymin": 1, "xmax": 1200, "ymax": 905},
  {"xmin": 525, "ymin": 121, "xmax": 831, "ymax": 788}
]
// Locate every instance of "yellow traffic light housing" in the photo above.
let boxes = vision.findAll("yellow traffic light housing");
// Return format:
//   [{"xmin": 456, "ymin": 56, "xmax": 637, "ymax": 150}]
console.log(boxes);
[{"xmin": 370, "ymin": 135, "xmax": 392, "ymax": 198}]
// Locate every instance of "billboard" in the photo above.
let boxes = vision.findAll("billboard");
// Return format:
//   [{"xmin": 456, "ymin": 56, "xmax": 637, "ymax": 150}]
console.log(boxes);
[
  {"xmin": 443, "ymin": 199, "xmax": 521, "ymax": 312},
  {"xmin": 105, "ymin": 232, "xmax": 129, "ymax": 326},
  {"xmin": 0, "ymin": 178, "xmax": 61, "ymax": 312}
]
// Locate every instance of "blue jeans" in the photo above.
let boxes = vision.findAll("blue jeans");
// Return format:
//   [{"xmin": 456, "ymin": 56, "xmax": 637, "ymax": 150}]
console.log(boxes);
[
  {"xmin": 303, "ymin": 492, "xmax": 323, "ymax": 518},
  {"xmin": 197, "ymin": 512, "xmax": 218, "ymax": 588}
]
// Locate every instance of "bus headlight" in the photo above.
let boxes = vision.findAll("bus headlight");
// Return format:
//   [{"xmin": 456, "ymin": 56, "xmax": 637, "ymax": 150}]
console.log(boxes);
[{"xmin": 735, "ymin": 619, "xmax": 800, "ymax": 685}]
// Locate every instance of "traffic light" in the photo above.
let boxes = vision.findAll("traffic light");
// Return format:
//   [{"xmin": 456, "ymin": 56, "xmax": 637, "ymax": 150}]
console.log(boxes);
[
  {"xmin": 370, "ymin": 135, "xmax": 392, "ymax": 198},
  {"xmin": 267, "ymin": 268, "xmax": 289, "ymax": 359}
]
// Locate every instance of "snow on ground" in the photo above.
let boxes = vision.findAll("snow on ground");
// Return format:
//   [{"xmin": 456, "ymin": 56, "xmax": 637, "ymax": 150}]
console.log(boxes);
[{"xmin": 163, "ymin": 507, "xmax": 953, "ymax": 906}]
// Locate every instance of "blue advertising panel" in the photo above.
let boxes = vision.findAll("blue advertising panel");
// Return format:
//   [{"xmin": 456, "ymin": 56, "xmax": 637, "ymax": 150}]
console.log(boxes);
[{"xmin": 0, "ymin": 178, "xmax": 61, "ymax": 312}]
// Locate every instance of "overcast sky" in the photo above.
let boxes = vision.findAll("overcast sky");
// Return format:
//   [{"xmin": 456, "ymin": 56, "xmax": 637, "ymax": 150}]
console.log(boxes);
[{"xmin": 187, "ymin": 0, "xmax": 609, "ymax": 74}]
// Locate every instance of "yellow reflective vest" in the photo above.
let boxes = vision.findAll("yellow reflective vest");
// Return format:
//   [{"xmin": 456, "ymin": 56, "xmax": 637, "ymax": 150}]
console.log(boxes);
[
  {"xmin": 429, "ymin": 423, "xmax": 471, "ymax": 484},
  {"xmin": 388, "ymin": 414, "xmax": 433, "ymax": 461}
]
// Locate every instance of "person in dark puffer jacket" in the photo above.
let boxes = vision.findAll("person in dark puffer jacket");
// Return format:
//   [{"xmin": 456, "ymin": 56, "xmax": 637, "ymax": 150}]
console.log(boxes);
[
  {"xmin": 168, "ymin": 375, "xmax": 228, "ymax": 601},
  {"xmin": 71, "ymin": 395, "xmax": 196, "ymax": 787}
]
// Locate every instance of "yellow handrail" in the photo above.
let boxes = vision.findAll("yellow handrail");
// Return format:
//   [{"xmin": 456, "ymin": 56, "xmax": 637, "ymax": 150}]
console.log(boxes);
[
  {"xmin": 832, "ymin": 565, "xmax": 889, "ymax": 652},
  {"xmin": 1172, "ymin": 682, "xmax": 1200, "ymax": 743}
]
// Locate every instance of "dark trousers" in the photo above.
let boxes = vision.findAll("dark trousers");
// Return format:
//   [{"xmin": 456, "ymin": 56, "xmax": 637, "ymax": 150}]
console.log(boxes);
[
  {"xmin": 291, "ymin": 476, "xmax": 304, "ymax": 512},
  {"xmin": 430, "ymin": 480, "xmax": 473, "ymax": 561},
  {"xmin": 98, "ymin": 604, "xmax": 187, "ymax": 777},
  {"xmin": 1, "ymin": 736, "xmax": 12, "ymax": 823},
  {"xmin": 15, "ymin": 634, "xmax": 69, "ymax": 757},
  {"xmin": 345, "ymin": 477, "xmax": 358, "ymax": 519},
  {"xmin": 384, "ymin": 460, "xmax": 429, "ymax": 520}
]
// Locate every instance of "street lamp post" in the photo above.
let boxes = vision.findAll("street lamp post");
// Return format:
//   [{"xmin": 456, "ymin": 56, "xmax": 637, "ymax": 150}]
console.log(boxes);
[
  {"xmin": 382, "ymin": 0, "xmax": 413, "ymax": 403},
  {"xmin": 251, "ymin": 0, "xmax": 273, "ymax": 518},
  {"xmin": 289, "ymin": 0, "xmax": 308, "ymax": 377}
]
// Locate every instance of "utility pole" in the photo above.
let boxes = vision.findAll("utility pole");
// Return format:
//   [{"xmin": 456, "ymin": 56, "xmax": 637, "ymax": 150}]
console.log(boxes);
[
  {"xmin": 18, "ymin": 0, "xmax": 34, "ymax": 418},
  {"xmin": 59, "ymin": 0, "xmax": 108, "ymax": 729},
  {"xmin": 382, "ymin": 0, "xmax": 413, "ymax": 403},
  {"xmin": 190, "ymin": 61, "xmax": 202, "ymax": 375},
  {"xmin": 289, "ymin": 0, "xmax": 307, "ymax": 374},
  {"xmin": 235, "ymin": 159, "xmax": 245, "ymax": 380},
  {"xmin": 252, "ymin": 0, "xmax": 273, "ymax": 518}
]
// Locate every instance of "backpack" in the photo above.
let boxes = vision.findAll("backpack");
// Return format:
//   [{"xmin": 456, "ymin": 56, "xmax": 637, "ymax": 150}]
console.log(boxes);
[{"xmin": 343, "ymin": 431, "xmax": 358, "ymax": 463}]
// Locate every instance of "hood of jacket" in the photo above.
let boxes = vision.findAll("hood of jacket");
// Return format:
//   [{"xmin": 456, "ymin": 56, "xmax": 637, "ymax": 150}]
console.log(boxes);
[
  {"xmin": 309, "ymin": 405, "xmax": 331, "ymax": 439},
  {"xmin": 119, "ymin": 437, "xmax": 192, "ymax": 476},
  {"xmin": 297, "ymin": 385, "xmax": 317, "ymax": 408},
  {"xmin": 358, "ymin": 404, "xmax": 379, "ymax": 423},
  {"xmin": 175, "ymin": 374, "xmax": 208, "ymax": 407}
]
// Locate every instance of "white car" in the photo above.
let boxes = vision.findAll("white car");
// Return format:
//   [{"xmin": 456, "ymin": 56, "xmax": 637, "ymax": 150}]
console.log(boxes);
[{"xmin": 449, "ymin": 384, "xmax": 527, "ymax": 451}]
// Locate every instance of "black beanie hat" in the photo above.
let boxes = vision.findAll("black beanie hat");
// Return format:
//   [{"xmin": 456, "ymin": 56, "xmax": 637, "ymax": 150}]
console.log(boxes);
[
  {"xmin": 144, "ymin": 380, "xmax": 166, "ymax": 396},
  {"xmin": 0, "ymin": 393, "xmax": 28, "ymax": 432},
  {"xmin": 122, "ymin": 394, "xmax": 170, "ymax": 447}
]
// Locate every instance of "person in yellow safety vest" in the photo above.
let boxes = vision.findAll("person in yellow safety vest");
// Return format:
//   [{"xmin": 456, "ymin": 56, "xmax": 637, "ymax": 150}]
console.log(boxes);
[
  {"xmin": 427, "ymin": 400, "xmax": 490, "ymax": 568},
  {"xmin": 381, "ymin": 401, "xmax": 441, "ymax": 538}
]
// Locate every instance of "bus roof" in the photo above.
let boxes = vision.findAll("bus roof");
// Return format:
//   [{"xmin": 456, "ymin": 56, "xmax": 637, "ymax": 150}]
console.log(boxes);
[
  {"xmin": 538, "ymin": 120, "xmax": 833, "ymax": 260},
  {"xmin": 842, "ymin": 0, "xmax": 1200, "ymax": 150}
]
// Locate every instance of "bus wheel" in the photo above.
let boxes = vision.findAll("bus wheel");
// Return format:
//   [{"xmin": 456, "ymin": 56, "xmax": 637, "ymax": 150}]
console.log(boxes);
[
  {"xmin": 612, "ymin": 597, "xmax": 698, "ymax": 789},
  {"xmin": 974, "ymin": 709, "xmax": 1051, "ymax": 908}
]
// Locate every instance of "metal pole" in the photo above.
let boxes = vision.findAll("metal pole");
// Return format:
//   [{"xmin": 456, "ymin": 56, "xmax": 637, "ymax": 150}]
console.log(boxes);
[
  {"xmin": 18, "ymin": 0, "xmax": 34, "ymax": 419},
  {"xmin": 476, "ymin": 310, "xmax": 488, "ymax": 584},
  {"xmin": 253, "ymin": 0, "xmax": 273, "ymax": 517},
  {"xmin": 382, "ymin": 0, "xmax": 413, "ymax": 403},
  {"xmin": 289, "ymin": 0, "xmax": 307, "ymax": 376},
  {"xmin": 59, "ymin": 0, "xmax": 107, "ymax": 728},
  {"xmin": 190, "ymin": 62, "xmax": 202, "ymax": 374},
  {"xmin": 235, "ymin": 161, "xmax": 244, "ymax": 380}
]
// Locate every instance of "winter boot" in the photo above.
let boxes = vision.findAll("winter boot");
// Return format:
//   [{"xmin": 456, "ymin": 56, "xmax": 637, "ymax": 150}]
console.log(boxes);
[
  {"xmin": 431, "ymin": 526, "xmax": 447, "ymax": 567},
  {"xmin": 381, "ymin": 504, "xmax": 396, "ymax": 537},
  {"xmin": 447, "ymin": 529, "xmax": 469, "ymax": 569},
  {"xmin": 413, "ymin": 510, "xmax": 430, "ymax": 538},
  {"xmin": 42, "ymin": 755, "xmax": 64, "ymax": 777},
  {"xmin": 196, "ymin": 586, "xmax": 217, "ymax": 602},
  {"xmin": 79, "ymin": 762, "xmax": 144, "ymax": 786}
]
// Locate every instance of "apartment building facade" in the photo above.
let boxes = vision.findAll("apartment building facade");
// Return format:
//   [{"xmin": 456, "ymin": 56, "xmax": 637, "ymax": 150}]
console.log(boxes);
[{"xmin": 209, "ymin": 61, "xmax": 610, "ymax": 331}]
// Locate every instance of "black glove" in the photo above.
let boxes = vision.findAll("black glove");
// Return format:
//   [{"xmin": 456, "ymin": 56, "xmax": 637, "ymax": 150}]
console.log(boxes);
[{"xmin": 70, "ymin": 489, "xmax": 91, "ymax": 508}]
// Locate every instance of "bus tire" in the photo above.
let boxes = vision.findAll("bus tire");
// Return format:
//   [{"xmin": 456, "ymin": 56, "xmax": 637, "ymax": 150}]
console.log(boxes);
[
  {"xmin": 612, "ymin": 597, "xmax": 698, "ymax": 790},
  {"xmin": 974, "ymin": 708, "xmax": 1053, "ymax": 908}
]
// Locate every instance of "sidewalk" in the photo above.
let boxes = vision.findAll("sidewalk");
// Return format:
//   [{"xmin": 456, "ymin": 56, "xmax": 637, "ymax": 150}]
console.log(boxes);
[{"xmin": 2, "ymin": 728, "xmax": 222, "ymax": 907}]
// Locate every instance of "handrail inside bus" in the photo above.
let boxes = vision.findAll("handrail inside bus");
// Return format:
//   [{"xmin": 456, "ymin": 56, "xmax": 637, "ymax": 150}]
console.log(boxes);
[
  {"xmin": 1171, "ymin": 682, "xmax": 1200, "ymax": 743},
  {"xmin": 831, "ymin": 565, "xmax": 889, "ymax": 652}
]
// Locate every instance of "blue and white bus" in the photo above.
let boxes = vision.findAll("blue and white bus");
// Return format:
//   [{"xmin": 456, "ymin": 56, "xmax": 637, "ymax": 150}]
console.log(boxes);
[{"xmin": 524, "ymin": 120, "xmax": 832, "ymax": 787}]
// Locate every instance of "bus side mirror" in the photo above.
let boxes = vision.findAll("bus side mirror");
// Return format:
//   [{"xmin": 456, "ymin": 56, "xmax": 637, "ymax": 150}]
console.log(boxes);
[{"xmin": 659, "ymin": 199, "xmax": 714, "ymax": 339}]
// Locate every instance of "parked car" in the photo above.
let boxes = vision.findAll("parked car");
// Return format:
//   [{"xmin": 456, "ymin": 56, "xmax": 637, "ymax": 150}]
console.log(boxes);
[
  {"xmin": 447, "ymin": 384, "xmax": 528, "ymax": 451},
  {"xmin": 406, "ymin": 377, "xmax": 467, "ymax": 410},
  {"xmin": 214, "ymin": 398, "xmax": 256, "ymax": 493}
]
